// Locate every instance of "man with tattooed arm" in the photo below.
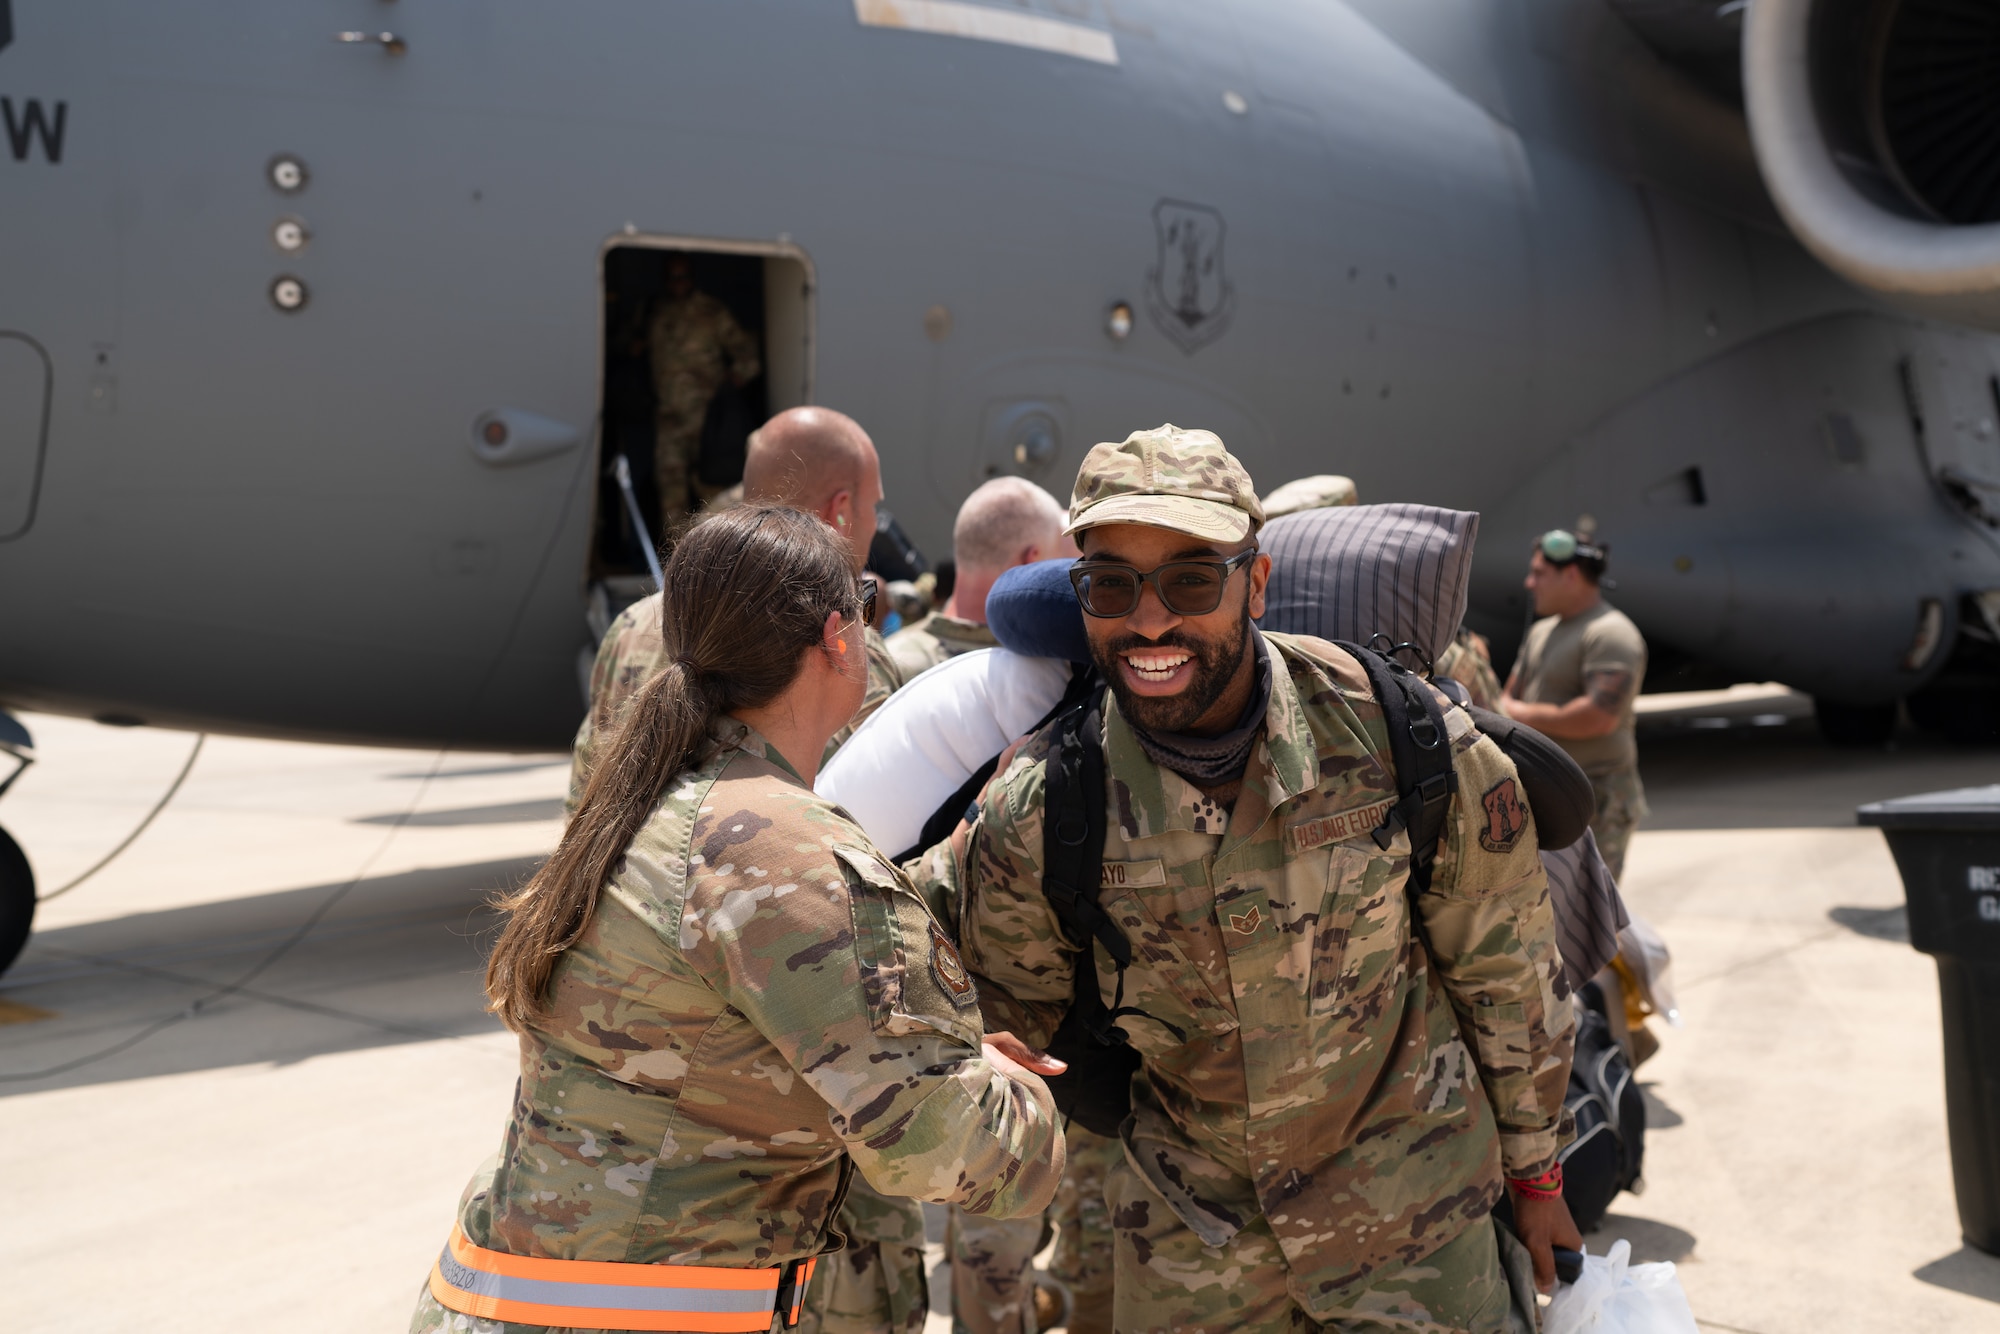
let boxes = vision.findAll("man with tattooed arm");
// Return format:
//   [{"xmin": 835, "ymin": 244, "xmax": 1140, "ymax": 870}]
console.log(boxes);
[{"xmin": 1501, "ymin": 531, "xmax": 1650, "ymax": 880}]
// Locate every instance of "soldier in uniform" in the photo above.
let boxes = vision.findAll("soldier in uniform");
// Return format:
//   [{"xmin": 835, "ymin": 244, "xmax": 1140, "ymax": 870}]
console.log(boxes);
[
  {"xmin": 889, "ymin": 477, "xmax": 1070, "ymax": 680},
  {"xmin": 649, "ymin": 254, "xmax": 761, "ymax": 525},
  {"xmin": 1500, "ymin": 530, "xmax": 1649, "ymax": 880},
  {"xmin": 414, "ymin": 507, "xmax": 1065, "ymax": 1334},
  {"xmin": 570, "ymin": 407, "xmax": 905, "ymax": 811},
  {"xmin": 562, "ymin": 410, "xmax": 923, "ymax": 1331},
  {"xmin": 916, "ymin": 426, "xmax": 1579, "ymax": 1332}
]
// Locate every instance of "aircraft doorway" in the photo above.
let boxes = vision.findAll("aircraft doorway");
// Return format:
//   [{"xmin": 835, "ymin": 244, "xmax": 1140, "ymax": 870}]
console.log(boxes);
[{"xmin": 593, "ymin": 240, "xmax": 814, "ymax": 580}]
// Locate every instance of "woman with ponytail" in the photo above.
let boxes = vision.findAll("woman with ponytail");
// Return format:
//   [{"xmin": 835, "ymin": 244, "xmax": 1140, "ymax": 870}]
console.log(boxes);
[{"xmin": 414, "ymin": 506, "xmax": 1066, "ymax": 1334}]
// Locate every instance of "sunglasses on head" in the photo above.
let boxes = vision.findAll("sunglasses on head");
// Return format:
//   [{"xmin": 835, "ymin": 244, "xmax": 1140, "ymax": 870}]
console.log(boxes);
[
  {"xmin": 1068, "ymin": 550, "xmax": 1257, "ymax": 619},
  {"xmin": 1537, "ymin": 530, "xmax": 1605, "ymax": 565}
]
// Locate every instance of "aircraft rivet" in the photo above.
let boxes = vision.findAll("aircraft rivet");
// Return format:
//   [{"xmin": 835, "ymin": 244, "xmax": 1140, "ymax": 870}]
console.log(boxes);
[
  {"xmin": 273, "ymin": 218, "xmax": 310, "ymax": 253},
  {"xmin": 271, "ymin": 276, "xmax": 310, "ymax": 313},
  {"xmin": 268, "ymin": 154, "xmax": 309, "ymax": 194}
]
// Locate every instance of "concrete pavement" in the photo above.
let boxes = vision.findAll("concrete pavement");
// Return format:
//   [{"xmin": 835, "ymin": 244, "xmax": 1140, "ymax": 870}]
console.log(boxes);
[{"xmin": 0, "ymin": 701, "xmax": 1996, "ymax": 1331}]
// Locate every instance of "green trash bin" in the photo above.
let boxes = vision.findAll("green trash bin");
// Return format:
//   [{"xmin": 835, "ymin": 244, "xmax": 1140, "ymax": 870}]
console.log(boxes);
[{"xmin": 1859, "ymin": 785, "xmax": 2000, "ymax": 1256}]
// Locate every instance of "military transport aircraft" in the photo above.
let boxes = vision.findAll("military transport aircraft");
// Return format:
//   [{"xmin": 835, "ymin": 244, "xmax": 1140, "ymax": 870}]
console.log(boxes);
[{"xmin": 3, "ymin": 0, "xmax": 1999, "ymax": 969}]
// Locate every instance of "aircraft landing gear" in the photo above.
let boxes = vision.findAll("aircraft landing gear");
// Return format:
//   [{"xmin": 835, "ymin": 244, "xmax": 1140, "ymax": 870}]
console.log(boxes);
[
  {"xmin": 1815, "ymin": 698, "xmax": 1898, "ymax": 748},
  {"xmin": 0, "ymin": 711, "xmax": 35, "ymax": 977},
  {"xmin": 1907, "ymin": 684, "xmax": 2000, "ymax": 746},
  {"xmin": 0, "ymin": 827, "xmax": 32, "ymax": 978}
]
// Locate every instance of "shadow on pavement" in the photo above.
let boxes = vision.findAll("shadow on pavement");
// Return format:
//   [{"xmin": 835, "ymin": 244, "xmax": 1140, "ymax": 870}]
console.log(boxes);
[
  {"xmin": 1582, "ymin": 1213, "xmax": 1697, "ymax": 1265},
  {"xmin": 0, "ymin": 856, "xmax": 540, "ymax": 1095},
  {"xmin": 1828, "ymin": 904, "xmax": 1911, "ymax": 943},
  {"xmin": 1913, "ymin": 1246, "xmax": 2000, "ymax": 1304},
  {"xmin": 1637, "ymin": 719, "xmax": 2000, "ymax": 831}
]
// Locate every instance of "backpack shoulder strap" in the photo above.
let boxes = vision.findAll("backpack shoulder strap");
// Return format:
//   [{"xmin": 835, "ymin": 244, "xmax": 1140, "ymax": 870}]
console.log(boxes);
[
  {"xmin": 1333, "ymin": 641, "xmax": 1458, "ymax": 895},
  {"xmin": 1040, "ymin": 685, "xmax": 1134, "ymax": 1045}
]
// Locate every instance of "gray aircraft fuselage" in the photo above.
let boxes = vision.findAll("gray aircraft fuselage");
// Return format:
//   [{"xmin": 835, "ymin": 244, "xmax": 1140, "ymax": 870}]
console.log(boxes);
[{"xmin": 3, "ymin": 0, "xmax": 1998, "ymax": 750}]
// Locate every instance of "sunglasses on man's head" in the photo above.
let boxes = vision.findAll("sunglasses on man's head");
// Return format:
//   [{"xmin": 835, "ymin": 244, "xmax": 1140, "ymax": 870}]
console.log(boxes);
[{"xmin": 1068, "ymin": 550, "xmax": 1257, "ymax": 619}]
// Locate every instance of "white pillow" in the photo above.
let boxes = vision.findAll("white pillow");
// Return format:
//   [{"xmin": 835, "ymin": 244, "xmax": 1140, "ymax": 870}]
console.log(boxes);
[{"xmin": 816, "ymin": 648, "xmax": 1072, "ymax": 856}]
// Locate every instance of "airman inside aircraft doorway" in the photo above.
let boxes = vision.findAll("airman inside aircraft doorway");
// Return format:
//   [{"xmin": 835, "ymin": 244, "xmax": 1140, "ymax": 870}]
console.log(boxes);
[{"xmin": 593, "ymin": 238, "xmax": 814, "ymax": 579}]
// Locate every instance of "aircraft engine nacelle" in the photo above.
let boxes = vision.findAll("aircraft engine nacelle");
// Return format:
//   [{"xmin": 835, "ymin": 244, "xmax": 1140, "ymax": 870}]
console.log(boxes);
[{"xmin": 1744, "ymin": 0, "xmax": 2000, "ymax": 331}]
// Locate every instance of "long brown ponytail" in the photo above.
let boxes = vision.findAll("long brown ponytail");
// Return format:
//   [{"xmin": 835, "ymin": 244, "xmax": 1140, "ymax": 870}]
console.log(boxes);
[{"xmin": 485, "ymin": 505, "xmax": 858, "ymax": 1030}]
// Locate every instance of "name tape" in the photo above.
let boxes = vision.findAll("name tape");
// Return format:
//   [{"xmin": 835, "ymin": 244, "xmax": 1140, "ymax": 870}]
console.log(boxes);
[
  {"xmin": 1288, "ymin": 799, "xmax": 1396, "ymax": 854},
  {"xmin": 1101, "ymin": 859, "xmax": 1166, "ymax": 889}
]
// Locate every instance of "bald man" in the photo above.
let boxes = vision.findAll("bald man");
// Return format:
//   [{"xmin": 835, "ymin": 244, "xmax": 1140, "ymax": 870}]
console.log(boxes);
[
  {"xmin": 887, "ymin": 476, "xmax": 1070, "ymax": 681},
  {"xmin": 568, "ymin": 406, "xmax": 905, "ymax": 801},
  {"xmin": 565, "ymin": 406, "xmax": 925, "ymax": 1334}
]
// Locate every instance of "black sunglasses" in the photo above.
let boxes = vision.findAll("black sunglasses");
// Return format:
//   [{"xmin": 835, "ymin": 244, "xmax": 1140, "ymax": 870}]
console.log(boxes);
[
  {"xmin": 1068, "ymin": 550, "xmax": 1257, "ymax": 619},
  {"xmin": 857, "ymin": 577, "xmax": 878, "ymax": 627}
]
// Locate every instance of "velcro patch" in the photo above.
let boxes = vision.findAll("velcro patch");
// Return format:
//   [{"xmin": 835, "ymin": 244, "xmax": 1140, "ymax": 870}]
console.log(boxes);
[
  {"xmin": 929, "ymin": 922, "xmax": 977, "ymax": 1008},
  {"xmin": 1100, "ymin": 859, "xmax": 1166, "ymax": 889},
  {"xmin": 1479, "ymin": 777, "xmax": 1528, "ymax": 853},
  {"xmin": 1287, "ymin": 799, "xmax": 1395, "ymax": 853}
]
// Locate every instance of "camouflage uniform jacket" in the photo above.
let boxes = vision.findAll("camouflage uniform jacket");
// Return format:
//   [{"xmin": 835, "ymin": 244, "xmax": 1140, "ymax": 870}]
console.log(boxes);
[
  {"xmin": 648, "ymin": 290, "xmax": 760, "ymax": 400},
  {"xmin": 1436, "ymin": 628, "xmax": 1504, "ymax": 712},
  {"xmin": 569, "ymin": 595, "xmax": 902, "ymax": 810},
  {"xmin": 885, "ymin": 611, "xmax": 999, "ymax": 681},
  {"xmin": 916, "ymin": 633, "xmax": 1571, "ymax": 1319},
  {"xmin": 467, "ymin": 717, "xmax": 1065, "ymax": 1280}
]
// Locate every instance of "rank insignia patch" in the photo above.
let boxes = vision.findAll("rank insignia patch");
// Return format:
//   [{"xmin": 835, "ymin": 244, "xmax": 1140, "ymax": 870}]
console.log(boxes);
[{"xmin": 1228, "ymin": 905, "xmax": 1263, "ymax": 936}]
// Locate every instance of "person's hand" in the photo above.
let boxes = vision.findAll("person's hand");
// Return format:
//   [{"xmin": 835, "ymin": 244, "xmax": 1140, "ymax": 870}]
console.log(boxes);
[
  {"xmin": 983, "ymin": 1031, "xmax": 1066, "ymax": 1080},
  {"xmin": 1511, "ymin": 1191, "xmax": 1584, "ymax": 1292}
]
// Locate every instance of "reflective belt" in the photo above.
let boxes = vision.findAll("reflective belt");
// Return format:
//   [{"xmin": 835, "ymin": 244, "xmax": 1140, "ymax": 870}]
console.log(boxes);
[{"xmin": 428, "ymin": 1224, "xmax": 818, "ymax": 1332}]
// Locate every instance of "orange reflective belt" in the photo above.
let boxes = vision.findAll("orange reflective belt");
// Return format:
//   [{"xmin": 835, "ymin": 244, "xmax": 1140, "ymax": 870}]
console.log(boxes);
[{"xmin": 428, "ymin": 1224, "xmax": 818, "ymax": 1332}]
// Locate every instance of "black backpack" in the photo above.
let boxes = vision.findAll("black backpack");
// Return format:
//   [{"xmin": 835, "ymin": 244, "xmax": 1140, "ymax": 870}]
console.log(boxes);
[
  {"xmin": 1036, "ymin": 641, "xmax": 1458, "ymax": 1136},
  {"xmin": 1560, "ymin": 985, "xmax": 1647, "ymax": 1229}
]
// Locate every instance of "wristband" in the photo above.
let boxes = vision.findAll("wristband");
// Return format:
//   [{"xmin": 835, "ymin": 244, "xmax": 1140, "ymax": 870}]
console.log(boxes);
[{"xmin": 1506, "ymin": 1166, "xmax": 1563, "ymax": 1199}]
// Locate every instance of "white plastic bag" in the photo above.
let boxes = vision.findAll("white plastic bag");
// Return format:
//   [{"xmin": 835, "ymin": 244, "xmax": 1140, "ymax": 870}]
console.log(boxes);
[{"xmin": 1543, "ymin": 1239, "xmax": 1698, "ymax": 1334}]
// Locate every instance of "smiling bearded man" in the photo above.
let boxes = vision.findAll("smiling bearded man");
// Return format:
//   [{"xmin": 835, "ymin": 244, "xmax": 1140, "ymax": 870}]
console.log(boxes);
[{"xmin": 914, "ymin": 425, "xmax": 1579, "ymax": 1333}]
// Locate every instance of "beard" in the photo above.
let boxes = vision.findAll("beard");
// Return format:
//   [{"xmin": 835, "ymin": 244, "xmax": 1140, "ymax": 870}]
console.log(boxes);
[{"xmin": 1091, "ymin": 603, "xmax": 1252, "ymax": 736}]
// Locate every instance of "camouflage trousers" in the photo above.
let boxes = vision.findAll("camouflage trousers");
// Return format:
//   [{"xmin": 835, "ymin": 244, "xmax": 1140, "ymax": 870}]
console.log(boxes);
[
  {"xmin": 654, "ymin": 379, "xmax": 718, "ymax": 526},
  {"xmin": 1587, "ymin": 766, "xmax": 1648, "ymax": 883},
  {"xmin": 1104, "ymin": 1159, "xmax": 1528, "ymax": 1334},
  {"xmin": 800, "ymin": 1176, "xmax": 930, "ymax": 1334},
  {"xmin": 948, "ymin": 1125, "xmax": 1119, "ymax": 1334}
]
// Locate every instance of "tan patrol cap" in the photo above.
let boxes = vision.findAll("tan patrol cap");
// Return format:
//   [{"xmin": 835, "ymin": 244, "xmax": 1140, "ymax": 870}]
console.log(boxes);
[
  {"xmin": 1260, "ymin": 474, "xmax": 1358, "ymax": 518},
  {"xmin": 1064, "ymin": 424, "xmax": 1264, "ymax": 544}
]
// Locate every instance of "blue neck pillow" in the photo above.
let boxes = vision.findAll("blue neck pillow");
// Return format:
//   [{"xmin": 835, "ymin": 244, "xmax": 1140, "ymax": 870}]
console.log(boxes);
[{"xmin": 985, "ymin": 559, "xmax": 1091, "ymax": 664}]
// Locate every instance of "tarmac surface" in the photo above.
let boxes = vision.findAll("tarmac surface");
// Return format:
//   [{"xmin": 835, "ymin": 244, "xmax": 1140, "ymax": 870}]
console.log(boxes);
[{"xmin": 2, "ymin": 691, "xmax": 1998, "ymax": 1332}]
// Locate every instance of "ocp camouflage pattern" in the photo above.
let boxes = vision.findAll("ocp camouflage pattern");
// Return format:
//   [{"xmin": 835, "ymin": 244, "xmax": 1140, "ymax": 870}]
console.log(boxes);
[
  {"xmin": 914, "ymin": 633, "xmax": 1571, "ymax": 1322},
  {"xmin": 419, "ymin": 717, "xmax": 1062, "ymax": 1334}
]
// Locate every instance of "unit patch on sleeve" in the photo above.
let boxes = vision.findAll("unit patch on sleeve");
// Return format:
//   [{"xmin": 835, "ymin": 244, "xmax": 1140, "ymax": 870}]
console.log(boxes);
[
  {"xmin": 1479, "ymin": 777, "xmax": 1528, "ymax": 853},
  {"xmin": 928, "ymin": 922, "xmax": 977, "ymax": 1007},
  {"xmin": 1287, "ymin": 798, "xmax": 1396, "ymax": 854}
]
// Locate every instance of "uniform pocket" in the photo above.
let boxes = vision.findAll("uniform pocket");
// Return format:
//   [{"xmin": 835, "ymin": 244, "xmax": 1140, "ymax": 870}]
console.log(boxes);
[
  {"xmin": 834, "ymin": 844, "xmax": 983, "ymax": 1048},
  {"xmin": 1307, "ymin": 838, "xmax": 1411, "ymax": 1017}
]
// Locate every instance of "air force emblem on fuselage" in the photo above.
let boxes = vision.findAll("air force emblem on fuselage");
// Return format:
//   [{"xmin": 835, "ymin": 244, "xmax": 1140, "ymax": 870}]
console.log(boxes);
[{"xmin": 1146, "ymin": 199, "xmax": 1234, "ymax": 355}]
